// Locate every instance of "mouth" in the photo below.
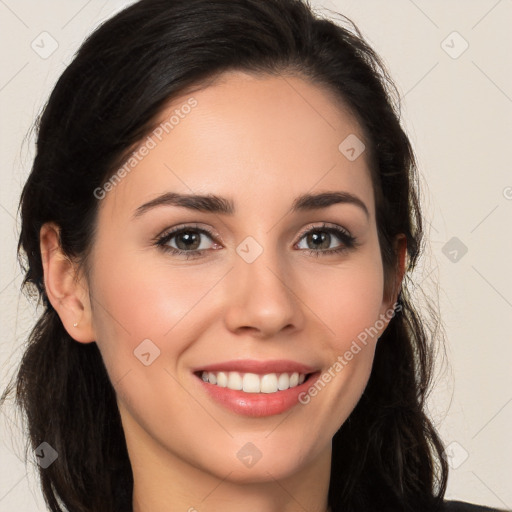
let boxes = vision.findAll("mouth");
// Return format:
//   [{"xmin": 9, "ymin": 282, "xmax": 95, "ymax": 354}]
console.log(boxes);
[
  {"xmin": 194, "ymin": 370, "xmax": 314, "ymax": 394},
  {"xmin": 191, "ymin": 360, "xmax": 321, "ymax": 417}
]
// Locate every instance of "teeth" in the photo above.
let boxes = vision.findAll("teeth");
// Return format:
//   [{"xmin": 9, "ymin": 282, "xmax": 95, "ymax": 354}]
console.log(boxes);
[
  {"xmin": 278, "ymin": 373, "xmax": 289, "ymax": 390},
  {"xmin": 243, "ymin": 373, "xmax": 260, "ymax": 393},
  {"xmin": 227, "ymin": 371, "xmax": 242, "ymax": 390},
  {"xmin": 216, "ymin": 371, "xmax": 228, "ymax": 387},
  {"xmin": 260, "ymin": 373, "xmax": 278, "ymax": 393},
  {"xmin": 200, "ymin": 371, "xmax": 307, "ymax": 393}
]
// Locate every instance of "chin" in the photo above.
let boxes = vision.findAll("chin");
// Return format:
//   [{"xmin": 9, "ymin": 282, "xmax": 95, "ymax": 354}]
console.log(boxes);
[{"xmin": 194, "ymin": 440, "xmax": 320, "ymax": 485}]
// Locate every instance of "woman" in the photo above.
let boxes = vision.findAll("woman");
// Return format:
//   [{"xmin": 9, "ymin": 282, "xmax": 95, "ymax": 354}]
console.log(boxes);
[{"xmin": 0, "ymin": 0, "xmax": 506, "ymax": 511}]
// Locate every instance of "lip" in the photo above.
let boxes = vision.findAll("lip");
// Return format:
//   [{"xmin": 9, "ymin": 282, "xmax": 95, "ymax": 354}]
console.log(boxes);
[
  {"xmin": 192, "ymin": 360, "xmax": 321, "ymax": 418},
  {"xmin": 192, "ymin": 359, "xmax": 317, "ymax": 375}
]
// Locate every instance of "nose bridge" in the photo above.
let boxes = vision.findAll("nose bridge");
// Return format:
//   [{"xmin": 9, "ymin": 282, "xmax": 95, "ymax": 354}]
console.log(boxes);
[{"xmin": 223, "ymin": 231, "xmax": 302, "ymax": 336}]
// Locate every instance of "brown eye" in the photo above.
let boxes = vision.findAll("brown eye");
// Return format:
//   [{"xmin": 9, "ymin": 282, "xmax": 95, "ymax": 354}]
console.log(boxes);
[
  {"xmin": 295, "ymin": 224, "xmax": 357, "ymax": 257},
  {"xmin": 155, "ymin": 225, "xmax": 219, "ymax": 259}
]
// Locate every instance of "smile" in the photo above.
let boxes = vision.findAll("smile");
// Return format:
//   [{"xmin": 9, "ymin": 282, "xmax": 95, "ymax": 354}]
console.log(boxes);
[{"xmin": 200, "ymin": 371, "xmax": 307, "ymax": 393}]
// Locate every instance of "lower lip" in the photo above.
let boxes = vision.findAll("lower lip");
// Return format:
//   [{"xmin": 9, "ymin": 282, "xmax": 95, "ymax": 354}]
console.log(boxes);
[{"xmin": 195, "ymin": 372, "xmax": 321, "ymax": 417}]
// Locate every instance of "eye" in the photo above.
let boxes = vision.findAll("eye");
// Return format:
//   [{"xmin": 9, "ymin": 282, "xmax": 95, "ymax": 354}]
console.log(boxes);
[
  {"xmin": 154, "ymin": 222, "xmax": 358, "ymax": 260},
  {"xmin": 295, "ymin": 223, "xmax": 357, "ymax": 257},
  {"xmin": 154, "ymin": 224, "xmax": 219, "ymax": 259}
]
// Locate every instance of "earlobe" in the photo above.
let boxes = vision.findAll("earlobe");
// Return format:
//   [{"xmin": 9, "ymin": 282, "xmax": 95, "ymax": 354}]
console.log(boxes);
[{"xmin": 40, "ymin": 222, "xmax": 96, "ymax": 344}]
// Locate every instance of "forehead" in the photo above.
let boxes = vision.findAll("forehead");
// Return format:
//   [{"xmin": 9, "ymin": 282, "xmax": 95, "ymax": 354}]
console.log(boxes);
[{"xmin": 100, "ymin": 70, "xmax": 375, "ymax": 221}]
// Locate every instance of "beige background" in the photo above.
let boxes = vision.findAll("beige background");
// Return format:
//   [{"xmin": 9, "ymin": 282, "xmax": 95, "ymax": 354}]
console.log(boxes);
[{"xmin": 1, "ymin": 0, "xmax": 511, "ymax": 509}]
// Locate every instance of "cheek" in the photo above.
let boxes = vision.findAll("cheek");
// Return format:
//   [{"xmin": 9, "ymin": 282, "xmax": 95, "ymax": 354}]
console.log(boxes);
[
  {"xmin": 86, "ymin": 250, "xmax": 206, "ymax": 440},
  {"xmin": 305, "ymin": 247, "xmax": 386, "ymax": 352},
  {"xmin": 296, "ymin": 242, "xmax": 386, "ymax": 421},
  {"xmin": 90, "ymin": 247, "xmax": 216, "ymax": 343}
]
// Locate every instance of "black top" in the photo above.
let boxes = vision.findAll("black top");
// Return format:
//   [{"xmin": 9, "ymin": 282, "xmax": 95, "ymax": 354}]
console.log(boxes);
[{"xmin": 444, "ymin": 500, "xmax": 510, "ymax": 511}]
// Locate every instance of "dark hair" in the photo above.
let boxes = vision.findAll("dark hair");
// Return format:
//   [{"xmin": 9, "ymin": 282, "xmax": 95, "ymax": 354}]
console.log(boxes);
[{"xmin": 1, "ymin": 0, "xmax": 448, "ymax": 510}]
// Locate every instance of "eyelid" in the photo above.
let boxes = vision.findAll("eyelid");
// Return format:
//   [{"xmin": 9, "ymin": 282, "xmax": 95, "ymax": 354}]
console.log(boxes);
[
  {"xmin": 294, "ymin": 221, "xmax": 353, "ymax": 241},
  {"xmin": 153, "ymin": 223, "xmax": 220, "ymax": 244}
]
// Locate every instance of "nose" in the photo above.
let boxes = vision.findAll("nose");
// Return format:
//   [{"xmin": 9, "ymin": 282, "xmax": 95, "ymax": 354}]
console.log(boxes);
[{"xmin": 223, "ymin": 243, "xmax": 305, "ymax": 339}]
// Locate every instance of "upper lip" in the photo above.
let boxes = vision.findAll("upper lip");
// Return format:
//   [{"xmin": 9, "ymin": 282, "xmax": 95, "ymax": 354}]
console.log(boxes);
[{"xmin": 193, "ymin": 359, "xmax": 318, "ymax": 375}]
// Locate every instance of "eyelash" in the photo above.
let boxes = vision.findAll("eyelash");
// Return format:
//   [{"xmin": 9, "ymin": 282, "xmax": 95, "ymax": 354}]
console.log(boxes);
[{"xmin": 153, "ymin": 222, "xmax": 358, "ymax": 260}]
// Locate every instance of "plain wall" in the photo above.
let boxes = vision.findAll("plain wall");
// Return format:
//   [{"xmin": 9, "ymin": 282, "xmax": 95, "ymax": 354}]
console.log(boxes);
[{"xmin": 0, "ymin": 0, "xmax": 511, "ymax": 509}]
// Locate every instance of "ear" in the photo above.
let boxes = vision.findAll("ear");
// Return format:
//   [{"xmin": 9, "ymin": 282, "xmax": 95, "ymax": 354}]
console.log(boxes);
[
  {"xmin": 40, "ymin": 222, "xmax": 96, "ymax": 343},
  {"xmin": 392, "ymin": 233, "xmax": 407, "ymax": 304},
  {"xmin": 378, "ymin": 233, "xmax": 407, "ymax": 335}
]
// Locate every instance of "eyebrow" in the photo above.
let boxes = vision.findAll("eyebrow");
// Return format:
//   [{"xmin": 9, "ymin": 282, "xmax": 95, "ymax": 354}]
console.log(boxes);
[{"xmin": 133, "ymin": 190, "xmax": 369, "ymax": 219}]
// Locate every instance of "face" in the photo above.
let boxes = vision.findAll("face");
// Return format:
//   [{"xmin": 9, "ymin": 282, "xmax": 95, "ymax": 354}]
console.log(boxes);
[{"xmin": 86, "ymin": 71, "xmax": 398, "ymax": 485}]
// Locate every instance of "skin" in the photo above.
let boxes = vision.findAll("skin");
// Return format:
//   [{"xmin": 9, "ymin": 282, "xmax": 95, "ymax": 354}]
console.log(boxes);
[{"xmin": 40, "ymin": 70, "xmax": 406, "ymax": 512}]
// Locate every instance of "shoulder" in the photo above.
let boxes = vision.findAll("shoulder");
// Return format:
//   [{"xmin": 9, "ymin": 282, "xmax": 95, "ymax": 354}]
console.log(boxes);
[{"xmin": 443, "ymin": 500, "xmax": 510, "ymax": 512}]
